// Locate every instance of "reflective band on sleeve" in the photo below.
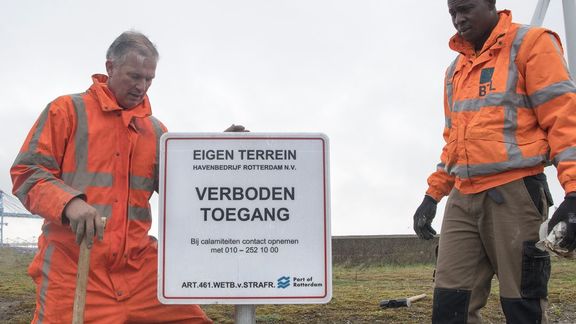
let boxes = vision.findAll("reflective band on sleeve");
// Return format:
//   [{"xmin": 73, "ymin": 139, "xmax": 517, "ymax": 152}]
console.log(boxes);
[
  {"xmin": 529, "ymin": 80, "xmax": 576, "ymax": 107},
  {"xmin": 128, "ymin": 205, "xmax": 152, "ymax": 221},
  {"xmin": 548, "ymin": 33, "xmax": 562, "ymax": 54},
  {"xmin": 14, "ymin": 166, "xmax": 80, "ymax": 203},
  {"xmin": 12, "ymin": 150, "xmax": 60, "ymax": 172},
  {"xmin": 446, "ymin": 56, "xmax": 459, "ymax": 112},
  {"xmin": 548, "ymin": 33, "xmax": 573, "ymax": 81},
  {"xmin": 28, "ymin": 103, "xmax": 51, "ymax": 152},
  {"xmin": 553, "ymin": 146, "xmax": 576, "ymax": 166},
  {"xmin": 41, "ymin": 222, "xmax": 50, "ymax": 237},
  {"xmin": 37, "ymin": 244, "xmax": 55, "ymax": 324},
  {"xmin": 436, "ymin": 162, "xmax": 448, "ymax": 173},
  {"xmin": 11, "ymin": 103, "xmax": 75, "ymax": 200},
  {"xmin": 441, "ymin": 57, "xmax": 458, "ymax": 171},
  {"xmin": 445, "ymin": 117, "xmax": 452, "ymax": 129}
]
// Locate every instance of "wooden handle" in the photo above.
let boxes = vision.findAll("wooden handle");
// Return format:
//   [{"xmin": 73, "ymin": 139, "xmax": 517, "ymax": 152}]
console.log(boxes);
[
  {"xmin": 407, "ymin": 293, "xmax": 427, "ymax": 303},
  {"xmin": 72, "ymin": 238, "xmax": 91, "ymax": 324}
]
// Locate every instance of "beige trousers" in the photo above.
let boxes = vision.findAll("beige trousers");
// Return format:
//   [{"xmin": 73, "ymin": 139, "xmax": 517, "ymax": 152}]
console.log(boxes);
[{"xmin": 434, "ymin": 178, "xmax": 550, "ymax": 324}]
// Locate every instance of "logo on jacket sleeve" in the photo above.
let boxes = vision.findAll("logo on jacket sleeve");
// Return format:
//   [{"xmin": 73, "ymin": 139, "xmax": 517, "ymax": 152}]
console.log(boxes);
[{"xmin": 479, "ymin": 67, "xmax": 496, "ymax": 96}]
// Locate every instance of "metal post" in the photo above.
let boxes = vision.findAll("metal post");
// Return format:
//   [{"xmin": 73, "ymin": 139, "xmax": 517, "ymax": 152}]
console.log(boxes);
[
  {"xmin": 234, "ymin": 305, "xmax": 256, "ymax": 324},
  {"xmin": 1, "ymin": 191, "xmax": 4, "ymax": 246},
  {"xmin": 531, "ymin": 0, "xmax": 551, "ymax": 26},
  {"xmin": 563, "ymin": 0, "xmax": 576, "ymax": 75}
]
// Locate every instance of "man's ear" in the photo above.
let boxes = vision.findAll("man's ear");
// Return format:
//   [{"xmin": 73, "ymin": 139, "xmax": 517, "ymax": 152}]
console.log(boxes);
[{"xmin": 105, "ymin": 60, "xmax": 114, "ymax": 76}]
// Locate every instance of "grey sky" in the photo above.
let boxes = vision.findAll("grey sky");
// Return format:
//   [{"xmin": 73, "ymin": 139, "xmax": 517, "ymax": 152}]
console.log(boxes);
[{"xmin": 0, "ymin": 0, "xmax": 572, "ymax": 237}]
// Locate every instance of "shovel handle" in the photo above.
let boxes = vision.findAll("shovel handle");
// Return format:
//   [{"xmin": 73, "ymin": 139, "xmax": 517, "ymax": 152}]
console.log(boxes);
[
  {"xmin": 407, "ymin": 293, "xmax": 427, "ymax": 303},
  {"xmin": 72, "ymin": 238, "xmax": 91, "ymax": 324}
]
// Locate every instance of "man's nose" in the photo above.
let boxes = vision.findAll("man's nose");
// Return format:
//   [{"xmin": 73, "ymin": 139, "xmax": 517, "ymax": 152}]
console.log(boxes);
[
  {"xmin": 134, "ymin": 79, "xmax": 147, "ymax": 92},
  {"xmin": 454, "ymin": 12, "xmax": 466, "ymax": 26}
]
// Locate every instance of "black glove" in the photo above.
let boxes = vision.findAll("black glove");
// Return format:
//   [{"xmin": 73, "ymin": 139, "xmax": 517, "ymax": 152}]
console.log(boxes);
[
  {"xmin": 548, "ymin": 194, "xmax": 576, "ymax": 251},
  {"xmin": 413, "ymin": 195, "xmax": 438, "ymax": 240}
]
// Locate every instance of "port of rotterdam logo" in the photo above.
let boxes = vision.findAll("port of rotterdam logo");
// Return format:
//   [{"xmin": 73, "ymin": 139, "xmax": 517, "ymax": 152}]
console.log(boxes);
[{"xmin": 277, "ymin": 276, "xmax": 290, "ymax": 289}]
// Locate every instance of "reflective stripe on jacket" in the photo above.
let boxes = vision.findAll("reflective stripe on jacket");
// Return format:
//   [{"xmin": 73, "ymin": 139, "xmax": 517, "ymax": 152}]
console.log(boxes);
[
  {"xmin": 426, "ymin": 10, "xmax": 576, "ymax": 201},
  {"xmin": 10, "ymin": 74, "xmax": 165, "ymax": 270}
]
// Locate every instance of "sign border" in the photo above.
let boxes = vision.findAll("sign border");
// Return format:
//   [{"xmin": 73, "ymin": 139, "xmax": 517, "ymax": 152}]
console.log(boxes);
[{"xmin": 158, "ymin": 133, "xmax": 332, "ymax": 304}]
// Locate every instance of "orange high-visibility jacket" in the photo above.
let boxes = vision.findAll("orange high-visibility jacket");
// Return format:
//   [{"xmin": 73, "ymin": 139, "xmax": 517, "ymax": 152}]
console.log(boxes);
[
  {"xmin": 11, "ymin": 74, "xmax": 165, "ymax": 273},
  {"xmin": 426, "ymin": 11, "xmax": 576, "ymax": 201}
]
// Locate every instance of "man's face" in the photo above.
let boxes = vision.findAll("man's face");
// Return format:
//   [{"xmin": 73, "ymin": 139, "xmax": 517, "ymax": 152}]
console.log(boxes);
[
  {"xmin": 106, "ymin": 51, "xmax": 157, "ymax": 109},
  {"xmin": 448, "ymin": 0, "xmax": 497, "ymax": 47}
]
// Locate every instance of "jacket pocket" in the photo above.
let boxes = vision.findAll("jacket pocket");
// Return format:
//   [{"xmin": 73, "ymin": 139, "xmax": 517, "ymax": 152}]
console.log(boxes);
[{"xmin": 523, "ymin": 173, "xmax": 553, "ymax": 220}]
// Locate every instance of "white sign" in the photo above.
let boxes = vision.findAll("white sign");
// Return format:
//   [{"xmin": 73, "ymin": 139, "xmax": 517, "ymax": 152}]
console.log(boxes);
[{"xmin": 158, "ymin": 133, "xmax": 332, "ymax": 304}]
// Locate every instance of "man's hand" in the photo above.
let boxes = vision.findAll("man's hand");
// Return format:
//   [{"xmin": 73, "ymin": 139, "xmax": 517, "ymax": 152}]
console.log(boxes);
[
  {"xmin": 413, "ymin": 195, "xmax": 438, "ymax": 240},
  {"xmin": 224, "ymin": 124, "xmax": 249, "ymax": 132},
  {"xmin": 548, "ymin": 194, "xmax": 576, "ymax": 252},
  {"xmin": 63, "ymin": 198, "xmax": 104, "ymax": 248}
]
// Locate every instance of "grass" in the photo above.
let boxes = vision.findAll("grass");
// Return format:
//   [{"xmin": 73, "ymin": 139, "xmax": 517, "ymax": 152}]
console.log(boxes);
[
  {"xmin": 1, "ymin": 247, "xmax": 575, "ymax": 323},
  {"xmin": 0, "ymin": 248, "xmax": 36, "ymax": 324}
]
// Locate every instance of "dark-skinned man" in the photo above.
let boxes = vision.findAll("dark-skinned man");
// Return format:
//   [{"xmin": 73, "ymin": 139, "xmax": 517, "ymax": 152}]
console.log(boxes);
[
  {"xmin": 413, "ymin": 0, "xmax": 576, "ymax": 323},
  {"xmin": 10, "ymin": 31, "xmax": 232, "ymax": 323}
]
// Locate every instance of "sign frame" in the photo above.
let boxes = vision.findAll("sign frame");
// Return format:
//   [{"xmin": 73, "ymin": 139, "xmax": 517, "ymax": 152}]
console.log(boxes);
[{"xmin": 158, "ymin": 132, "xmax": 332, "ymax": 304}]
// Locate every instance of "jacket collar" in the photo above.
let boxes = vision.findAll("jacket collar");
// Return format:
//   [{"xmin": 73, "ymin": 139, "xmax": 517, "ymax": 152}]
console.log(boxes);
[
  {"xmin": 88, "ymin": 74, "xmax": 152, "ymax": 127},
  {"xmin": 449, "ymin": 10, "xmax": 512, "ymax": 57}
]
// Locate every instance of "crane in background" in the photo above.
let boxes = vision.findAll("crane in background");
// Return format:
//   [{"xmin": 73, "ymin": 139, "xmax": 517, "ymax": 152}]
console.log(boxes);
[
  {"xmin": 0, "ymin": 189, "xmax": 40, "ymax": 246},
  {"xmin": 531, "ymin": 0, "xmax": 576, "ymax": 75}
]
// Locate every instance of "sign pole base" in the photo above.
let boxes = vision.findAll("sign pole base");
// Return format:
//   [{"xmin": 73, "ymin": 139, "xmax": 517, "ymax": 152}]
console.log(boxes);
[{"xmin": 234, "ymin": 305, "xmax": 255, "ymax": 324}]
